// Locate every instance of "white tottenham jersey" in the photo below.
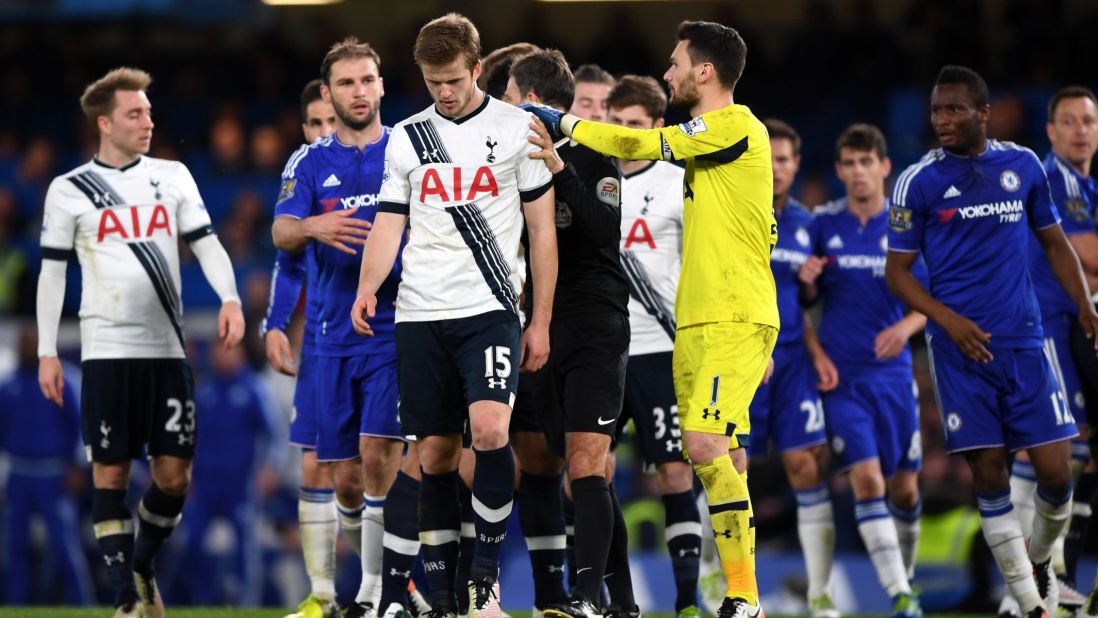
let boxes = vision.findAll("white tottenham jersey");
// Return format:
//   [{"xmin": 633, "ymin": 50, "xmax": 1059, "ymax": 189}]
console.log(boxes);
[
  {"xmin": 39, "ymin": 157, "xmax": 214, "ymax": 360},
  {"xmin": 619, "ymin": 161, "xmax": 685, "ymax": 356},
  {"xmin": 378, "ymin": 96, "xmax": 553, "ymax": 322}
]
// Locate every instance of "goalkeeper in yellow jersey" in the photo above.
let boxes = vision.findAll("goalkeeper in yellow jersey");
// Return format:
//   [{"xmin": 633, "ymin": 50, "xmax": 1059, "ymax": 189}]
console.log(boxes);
[{"xmin": 523, "ymin": 20, "xmax": 778, "ymax": 618}]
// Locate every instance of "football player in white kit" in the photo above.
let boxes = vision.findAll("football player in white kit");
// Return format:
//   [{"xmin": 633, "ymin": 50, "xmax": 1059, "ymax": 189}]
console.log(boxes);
[
  {"xmin": 36, "ymin": 67, "xmax": 245, "ymax": 618},
  {"xmin": 351, "ymin": 13, "xmax": 557, "ymax": 618}
]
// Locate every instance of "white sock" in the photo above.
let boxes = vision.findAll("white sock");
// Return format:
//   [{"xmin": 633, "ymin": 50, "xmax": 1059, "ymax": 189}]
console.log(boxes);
[
  {"xmin": 1029, "ymin": 487, "xmax": 1072, "ymax": 565},
  {"xmin": 357, "ymin": 494, "xmax": 386, "ymax": 605},
  {"xmin": 337, "ymin": 499, "xmax": 364, "ymax": 558},
  {"xmin": 299, "ymin": 488, "xmax": 338, "ymax": 600},
  {"xmin": 979, "ymin": 491, "xmax": 1044, "ymax": 613},
  {"xmin": 1011, "ymin": 462, "xmax": 1038, "ymax": 541},
  {"xmin": 855, "ymin": 498, "xmax": 910, "ymax": 597},
  {"xmin": 888, "ymin": 499, "xmax": 922, "ymax": 581},
  {"xmin": 796, "ymin": 484, "xmax": 835, "ymax": 600}
]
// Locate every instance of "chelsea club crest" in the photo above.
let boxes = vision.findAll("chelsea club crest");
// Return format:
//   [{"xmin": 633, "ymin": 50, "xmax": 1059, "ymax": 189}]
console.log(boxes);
[{"xmin": 1000, "ymin": 170, "xmax": 1021, "ymax": 192}]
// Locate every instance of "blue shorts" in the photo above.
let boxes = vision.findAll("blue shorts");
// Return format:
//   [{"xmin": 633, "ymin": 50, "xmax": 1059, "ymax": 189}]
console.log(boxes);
[
  {"xmin": 289, "ymin": 352, "xmax": 318, "ymax": 450},
  {"xmin": 314, "ymin": 353, "xmax": 402, "ymax": 462},
  {"xmin": 748, "ymin": 341, "xmax": 826, "ymax": 457},
  {"xmin": 927, "ymin": 333, "xmax": 1078, "ymax": 454},
  {"xmin": 821, "ymin": 371, "xmax": 921, "ymax": 476},
  {"xmin": 1044, "ymin": 314, "xmax": 1087, "ymax": 427},
  {"xmin": 396, "ymin": 310, "xmax": 522, "ymax": 437}
]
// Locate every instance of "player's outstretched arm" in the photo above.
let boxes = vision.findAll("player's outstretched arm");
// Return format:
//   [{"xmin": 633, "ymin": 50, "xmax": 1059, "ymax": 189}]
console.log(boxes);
[
  {"xmin": 886, "ymin": 250, "xmax": 993, "ymax": 362},
  {"xmin": 272, "ymin": 209, "xmax": 372, "ymax": 255},
  {"xmin": 351, "ymin": 211, "xmax": 406, "ymax": 337},
  {"xmin": 520, "ymin": 188, "xmax": 558, "ymax": 372},
  {"xmin": 1036, "ymin": 224, "xmax": 1098, "ymax": 350},
  {"xmin": 190, "ymin": 234, "xmax": 245, "ymax": 348},
  {"xmin": 36, "ymin": 258, "xmax": 68, "ymax": 406}
]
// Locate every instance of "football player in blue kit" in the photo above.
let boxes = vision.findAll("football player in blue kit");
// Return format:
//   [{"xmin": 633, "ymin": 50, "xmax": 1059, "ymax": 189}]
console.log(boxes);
[
  {"xmin": 272, "ymin": 39, "xmax": 405, "ymax": 618},
  {"xmin": 746, "ymin": 119, "xmax": 837, "ymax": 618},
  {"xmin": 262, "ymin": 78, "xmax": 342, "ymax": 618},
  {"xmin": 885, "ymin": 65, "xmax": 1098, "ymax": 618},
  {"xmin": 799, "ymin": 124, "xmax": 926, "ymax": 618},
  {"xmin": 1008, "ymin": 86, "xmax": 1098, "ymax": 617}
]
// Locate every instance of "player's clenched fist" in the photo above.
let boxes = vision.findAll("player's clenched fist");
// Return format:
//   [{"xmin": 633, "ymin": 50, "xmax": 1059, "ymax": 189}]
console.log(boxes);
[
  {"xmin": 798, "ymin": 255, "xmax": 827, "ymax": 285},
  {"xmin": 264, "ymin": 328, "xmax": 297, "ymax": 376},
  {"xmin": 351, "ymin": 293, "xmax": 378, "ymax": 336}
]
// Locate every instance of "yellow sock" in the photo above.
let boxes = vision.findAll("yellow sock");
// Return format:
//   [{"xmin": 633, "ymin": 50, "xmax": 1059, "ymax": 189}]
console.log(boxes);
[{"xmin": 694, "ymin": 454, "xmax": 757, "ymax": 605}]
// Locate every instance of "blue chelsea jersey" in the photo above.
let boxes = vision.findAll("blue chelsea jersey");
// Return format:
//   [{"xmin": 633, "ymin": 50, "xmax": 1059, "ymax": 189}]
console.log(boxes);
[
  {"xmin": 1026, "ymin": 151, "xmax": 1098, "ymax": 321},
  {"xmin": 889, "ymin": 140, "xmax": 1060, "ymax": 348},
  {"xmin": 274, "ymin": 130, "xmax": 402, "ymax": 357},
  {"xmin": 770, "ymin": 198, "xmax": 813, "ymax": 345},
  {"xmin": 812, "ymin": 198, "xmax": 922, "ymax": 377}
]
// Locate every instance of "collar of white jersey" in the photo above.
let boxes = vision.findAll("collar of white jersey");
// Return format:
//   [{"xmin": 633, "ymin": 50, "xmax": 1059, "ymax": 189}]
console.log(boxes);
[
  {"xmin": 433, "ymin": 93, "xmax": 491, "ymax": 125},
  {"xmin": 93, "ymin": 156, "xmax": 142, "ymax": 172}
]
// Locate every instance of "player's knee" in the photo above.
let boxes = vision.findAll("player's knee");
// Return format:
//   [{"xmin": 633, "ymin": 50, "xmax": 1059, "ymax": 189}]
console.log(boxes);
[
  {"xmin": 889, "ymin": 485, "xmax": 919, "ymax": 509},
  {"xmin": 782, "ymin": 449, "xmax": 821, "ymax": 488},
  {"xmin": 656, "ymin": 461, "xmax": 693, "ymax": 494},
  {"xmin": 471, "ymin": 425, "xmax": 508, "ymax": 451},
  {"xmin": 156, "ymin": 474, "xmax": 190, "ymax": 497},
  {"xmin": 849, "ymin": 465, "xmax": 886, "ymax": 499}
]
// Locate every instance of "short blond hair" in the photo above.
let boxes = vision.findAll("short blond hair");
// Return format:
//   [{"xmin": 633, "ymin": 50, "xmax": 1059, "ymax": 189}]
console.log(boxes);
[
  {"xmin": 79, "ymin": 67, "xmax": 152, "ymax": 124},
  {"xmin": 414, "ymin": 13, "xmax": 481, "ymax": 71}
]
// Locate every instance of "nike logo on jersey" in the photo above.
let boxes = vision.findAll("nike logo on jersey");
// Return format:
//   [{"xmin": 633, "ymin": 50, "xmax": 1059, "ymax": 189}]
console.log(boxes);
[
  {"xmin": 322, "ymin": 174, "xmax": 341, "ymax": 187},
  {"xmin": 597, "ymin": 416, "xmax": 616, "ymax": 426},
  {"xmin": 943, "ymin": 185, "xmax": 962, "ymax": 199},
  {"xmin": 826, "ymin": 235, "xmax": 844, "ymax": 249}
]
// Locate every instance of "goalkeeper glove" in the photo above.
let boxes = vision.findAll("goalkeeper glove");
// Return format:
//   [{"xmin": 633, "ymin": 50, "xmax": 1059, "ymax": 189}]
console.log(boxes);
[{"xmin": 520, "ymin": 103, "xmax": 579, "ymax": 141}]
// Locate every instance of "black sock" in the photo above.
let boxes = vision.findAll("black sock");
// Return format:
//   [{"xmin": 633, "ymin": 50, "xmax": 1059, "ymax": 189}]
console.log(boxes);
[
  {"xmin": 132, "ymin": 483, "xmax": 185, "ymax": 578},
  {"xmin": 663, "ymin": 490, "xmax": 702, "ymax": 611},
  {"xmin": 456, "ymin": 481, "xmax": 476, "ymax": 615},
  {"xmin": 564, "ymin": 491, "xmax": 577, "ymax": 593},
  {"xmin": 520, "ymin": 472, "xmax": 568, "ymax": 608},
  {"xmin": 93, "ymin": 488, "xmax": 137, "ymax": 606},
  {"xmin": 471, "ymin": 444, "xmax": 515, "ymax": 578},
  {"xmin": 380, "ymin": 471, "xmax": 421, "ymax": 612},
  {"xmin": 571, "ymin": 475, "xmax": 612, "ymax": 602},
  {"xmin": 604, "ymin": 485, "xmax": 636, "ymax": 609},
  {"xmin": 1065, "ymin": 470, "xmax": 1098, "ymax": 584},
  {"xmin": 419, "ymin": 470, "xmax": 462, "ymax": 611}
]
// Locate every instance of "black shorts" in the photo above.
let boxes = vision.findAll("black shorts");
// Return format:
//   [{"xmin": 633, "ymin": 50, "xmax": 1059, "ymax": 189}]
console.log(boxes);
[
  {"xmin": 1071, "ymin": 314, "xmax": 1098, "ymax": 441},
  {"xmin": 536, "ymin": 313, "xmax": 629, "ymax": 457},
  {"xmin": 396, "ymin": 310, "xmax": 521, "ymax": 437},
  {"xmin": 81, "ymin": 358, "xmax": 196, "ymax": 463},
  {"xmin": 508, "ymin": 375, "xmax": 541, "ymax": 434},
  {"xmin": 620, "ymin": 352, "xmax": 686, "ymax": 468}
]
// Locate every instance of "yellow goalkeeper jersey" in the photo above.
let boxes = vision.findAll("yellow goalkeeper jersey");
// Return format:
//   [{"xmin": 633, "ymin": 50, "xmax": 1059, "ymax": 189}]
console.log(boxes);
[{"xmin": 571, "ymin": 103, "xmax": 778, "ymax": 330}]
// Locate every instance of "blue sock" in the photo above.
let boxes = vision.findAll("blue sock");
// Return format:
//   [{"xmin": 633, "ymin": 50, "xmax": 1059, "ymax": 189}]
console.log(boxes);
[
  {"xmin": 93, "ymin": 488, "xmax": 137, "ymax": 606},
  {"xmin": 419, "ymin": 470, "xmax": 461, "ymax": 610},
  {"xmin": 380, "ymin": 471, "xmax": 420, "ymax": 611},
  {"xmin": 470, "ymin": 444, "xmax": 515, "ymax": 578},
  {"xmin": 663, "ymin": 490, "xmax": 702, "ymax": 611},
  {"xmin": 519, "ymin": 472, "xmax": 568, "ymax": 608}
]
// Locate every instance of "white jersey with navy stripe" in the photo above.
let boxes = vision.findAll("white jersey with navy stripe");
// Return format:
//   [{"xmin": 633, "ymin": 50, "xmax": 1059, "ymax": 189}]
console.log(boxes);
[
  {"xmin": 39, "ymin": 157, "xmax": 214, "ymax": 360},
  {"xmin": 618, "ymin": 161, "xmax": 684, "ymax": 356},
  {"xmin": 377, "ymin": 96, "xmax": 553, "ymax": 322}
]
